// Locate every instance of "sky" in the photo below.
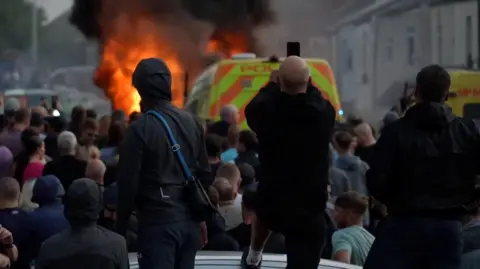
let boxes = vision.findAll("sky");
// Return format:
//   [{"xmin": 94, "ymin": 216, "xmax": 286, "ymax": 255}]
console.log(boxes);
[{"xmin": 32, "ymin": 0, "xmax": 73, "ymax": 22}]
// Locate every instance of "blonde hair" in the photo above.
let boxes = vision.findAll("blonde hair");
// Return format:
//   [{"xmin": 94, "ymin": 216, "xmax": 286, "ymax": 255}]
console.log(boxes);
[{"xmin": 76, "ymin": 145, "xmax": 101, "ymax": 161}]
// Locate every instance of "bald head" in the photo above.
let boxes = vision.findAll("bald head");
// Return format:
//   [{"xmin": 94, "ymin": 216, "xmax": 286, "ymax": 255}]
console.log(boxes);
[
  {"xmin": 220, "ymin": 104, "xmax": 239, "ymax": 124},
  {"xmin": 31, "ymin": 106, "xmax": 48, "ymax": 117},
  {"xmin": 279, "ymin": 56, "xmax": 310, "ymax": 94},
  {"xmin": 85, "ymin": 159, "xmax": 106, "ymax": 185},
  {"xmin": 354, "ymin": 123, "xmax": 376, "ymax": 146}
]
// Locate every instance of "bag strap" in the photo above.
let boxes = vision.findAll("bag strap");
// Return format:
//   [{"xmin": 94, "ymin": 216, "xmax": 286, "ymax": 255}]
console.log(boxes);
[{"xmin": 146, "ymin": 110, "xmax": 193, "ymax": 181}]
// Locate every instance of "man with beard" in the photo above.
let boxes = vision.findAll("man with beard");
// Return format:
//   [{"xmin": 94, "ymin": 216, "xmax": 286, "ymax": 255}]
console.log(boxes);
[{"xmin": 241, "ymin": 56, "xmax": 336, "ymax": 269}]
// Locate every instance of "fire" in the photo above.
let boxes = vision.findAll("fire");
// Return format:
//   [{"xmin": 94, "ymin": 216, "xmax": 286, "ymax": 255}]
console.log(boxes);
[
  {"xmin": 94, "ymin": 18, "xmax": 184, "ymax": 115},
  {"xmin": 94, "ymin": 13, "xmax": 249, "ymax": 114},
  {"xmin": 207, "ymin": 32, "xmax": 249, "ymax": 57}
]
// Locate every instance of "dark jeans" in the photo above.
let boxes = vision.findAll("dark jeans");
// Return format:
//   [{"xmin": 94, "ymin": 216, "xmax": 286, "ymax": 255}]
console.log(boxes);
[
  {"xmin": 280, "ymin": 216, "xmax": 325, "ymax": 269},
  {"xmin": 137, "ymin": 221, "xmax": 201, "ymax": 269},
  {"xmin": 363, "ymin": 216, "xmax": 463, "ymax": 269}
]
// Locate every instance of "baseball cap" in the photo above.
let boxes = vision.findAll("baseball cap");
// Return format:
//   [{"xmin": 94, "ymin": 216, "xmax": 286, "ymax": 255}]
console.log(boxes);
[
  {"xmin": 45, "ymin": 115, "xmax": 68, "ymax": 133},
  {"xmin": 237, "ymin": 163, "xmax": 256, "ymax": 188}
]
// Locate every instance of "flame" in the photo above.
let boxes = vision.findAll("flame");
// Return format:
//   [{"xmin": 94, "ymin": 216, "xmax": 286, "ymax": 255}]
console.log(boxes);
[
  {"xmin": 94, "ymin": 18, "xmax": 184, "ymax": 115},
  {"xmin": 207, "ymin": 32, "xmax": 249, "ymax": 58},
  {"xmin": 94, "ymin": 12, "xmax": 249, "ymax": 114}
]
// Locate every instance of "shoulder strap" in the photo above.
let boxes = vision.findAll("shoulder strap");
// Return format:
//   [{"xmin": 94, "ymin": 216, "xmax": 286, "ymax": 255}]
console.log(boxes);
[{"xmin": 146, "ymin": 110, "xmax": 193, "ymax": 181}]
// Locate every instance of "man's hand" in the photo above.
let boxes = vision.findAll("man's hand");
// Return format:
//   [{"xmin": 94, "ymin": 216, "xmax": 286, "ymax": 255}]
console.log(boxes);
[
  {"xmin": 269, "ymin": 70, "xmax": 280, "ymax": 83},
  {"xmin": 0, "ymin": 253, "xmax": 9, "ymax": 269},
  {"xmin": 0, "ymin": 228, "xmax": 13, "ymax": 245}
]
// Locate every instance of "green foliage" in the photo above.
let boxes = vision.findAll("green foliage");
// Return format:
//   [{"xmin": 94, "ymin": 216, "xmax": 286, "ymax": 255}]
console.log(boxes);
[{"xmin": 0, "ymin": 0, "xmax": 46, "ymax": 53}]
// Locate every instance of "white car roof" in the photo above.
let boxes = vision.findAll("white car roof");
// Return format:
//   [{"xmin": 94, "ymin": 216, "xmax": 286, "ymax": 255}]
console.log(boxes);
[
  {"xmin": 128, "ymin": 251, "xmax": 361, "ymax": 269},
  {"xmin": 4, "ymin": 89, "xmax": 56, "ymax": 96}
]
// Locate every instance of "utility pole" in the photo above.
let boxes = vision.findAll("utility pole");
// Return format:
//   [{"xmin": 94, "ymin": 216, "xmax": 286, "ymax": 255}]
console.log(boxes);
[{"xmin": 31, "ymin": 0, "xmax": 38, "ymax": 65}]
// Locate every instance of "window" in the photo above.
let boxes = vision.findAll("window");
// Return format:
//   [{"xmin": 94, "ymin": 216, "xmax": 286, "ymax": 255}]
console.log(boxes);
[
  {"xmin": 386, "ymin": 37, "xmax": 394, "ymax": 62},
  {"xmin": 407, "ymin": 26, "xmax": 415, "ymax": 65},
  {"xmin": 466, "ymin": 15, "xmax": 473, "ymax": 58}
]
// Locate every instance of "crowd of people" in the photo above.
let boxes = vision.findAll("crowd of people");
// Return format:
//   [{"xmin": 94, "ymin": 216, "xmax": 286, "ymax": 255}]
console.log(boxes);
[{"xmin": 0, "ymin": 56, "xmax": 478, "ymax": 269}]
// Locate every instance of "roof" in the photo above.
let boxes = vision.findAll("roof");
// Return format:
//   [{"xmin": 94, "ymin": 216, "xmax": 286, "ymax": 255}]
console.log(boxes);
[
  {"xmin": 4, "ymin": 89, "xmax": 56, "ymax": 96},
  {"xmin": 128, "ymin": 251, "xmax": 362, "ymax": 269},
  {"xmin": 330, "ymin": 0, "xmax": 430, "ymax": 31}
]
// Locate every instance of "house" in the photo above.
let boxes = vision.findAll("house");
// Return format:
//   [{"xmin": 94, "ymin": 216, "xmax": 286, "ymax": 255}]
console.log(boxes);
[{"xmin": 331, "ymin": 0, "xmax": 474, "ymax": 123}]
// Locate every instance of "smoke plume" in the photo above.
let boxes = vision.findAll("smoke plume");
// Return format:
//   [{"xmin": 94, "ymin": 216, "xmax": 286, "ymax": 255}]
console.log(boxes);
[{"xmin": 70, "ymin": 0, "xmax": 275, "ymax": 53}]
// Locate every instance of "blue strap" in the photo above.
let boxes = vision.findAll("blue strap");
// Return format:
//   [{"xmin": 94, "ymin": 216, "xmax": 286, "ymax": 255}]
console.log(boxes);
[{"xmin": 146, "ymin": 110, "xmax": 193, "ymax": 181}]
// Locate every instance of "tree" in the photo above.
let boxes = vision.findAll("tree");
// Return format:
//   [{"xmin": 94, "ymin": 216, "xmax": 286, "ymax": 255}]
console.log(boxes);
[{"xmin": 0, "ymin": 0, "xmax": 46, "ymax": 56}]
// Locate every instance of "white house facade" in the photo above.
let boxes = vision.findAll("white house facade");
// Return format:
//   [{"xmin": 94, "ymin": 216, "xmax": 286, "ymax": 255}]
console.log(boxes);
[{"xmin": 332, "ymin": 0, "xmax": 477, "ymax": 123}]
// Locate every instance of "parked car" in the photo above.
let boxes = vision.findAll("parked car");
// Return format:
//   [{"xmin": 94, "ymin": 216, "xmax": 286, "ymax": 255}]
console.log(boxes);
[{"xmin": 128, "ymin": 251, "xmax": 362, "ymax": 269}]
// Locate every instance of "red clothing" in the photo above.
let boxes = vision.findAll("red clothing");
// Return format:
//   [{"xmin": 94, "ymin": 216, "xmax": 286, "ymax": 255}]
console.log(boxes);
[{"xmin": 23, "ymin": 162, "xmax": 45, "ymax": 183}]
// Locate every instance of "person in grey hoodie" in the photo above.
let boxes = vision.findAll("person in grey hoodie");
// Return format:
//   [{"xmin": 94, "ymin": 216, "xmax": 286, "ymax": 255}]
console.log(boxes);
[
  {"xmin": 328, "ymin": 145, "xmax": 351, "ymax": 197},
  {"xmin": 333, "ymin": 131, "xmax": 369, "ymax": 196}
]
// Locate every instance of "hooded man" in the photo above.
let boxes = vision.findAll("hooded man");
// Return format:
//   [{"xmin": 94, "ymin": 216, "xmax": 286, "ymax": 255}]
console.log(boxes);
[
  {"xmin": 364, "ymin": 65, "xmax": 480, "ymax": 269},
  {"xmin": 36, "ymin": 178, "xmax": 128, "ymax": 269},
  {"xmin": 28, "ymin": 175, "xmax": 68, "ymax": 261},
  {"xmin": 117, "ymin": 58, "xmax": 210, "ymax": 269}
]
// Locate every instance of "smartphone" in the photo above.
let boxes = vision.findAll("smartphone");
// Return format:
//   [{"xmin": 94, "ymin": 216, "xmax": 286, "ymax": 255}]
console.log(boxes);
[{"xmin": 287, "ymin": 42, "xmax": 300, "ymax": 57}]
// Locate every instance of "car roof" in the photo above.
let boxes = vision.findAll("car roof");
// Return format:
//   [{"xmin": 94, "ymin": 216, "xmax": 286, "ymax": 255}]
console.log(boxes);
[
  {"xmin": 4, "ymin": 88, "xmax": 55, "ymax": 96},
  {"xmin": 128, "ymin": 252, "xmax": 361, "ymax": 269}
]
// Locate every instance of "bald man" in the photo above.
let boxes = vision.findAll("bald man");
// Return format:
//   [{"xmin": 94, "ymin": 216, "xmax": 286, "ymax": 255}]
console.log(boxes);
[
  {"xmin": 208, "ymin": 104, "xmax": 239, "ymax": 137},
  {"xmin": 242, "ymin": 56, "xmax": 336, "ymax": 269},
  {"xmin": 85, "ymin": 159, "xmax": 106, "ymax": 187},
  {"xmin": 354, "ymin": 123, "xmax": 376, "ymax": 167}
]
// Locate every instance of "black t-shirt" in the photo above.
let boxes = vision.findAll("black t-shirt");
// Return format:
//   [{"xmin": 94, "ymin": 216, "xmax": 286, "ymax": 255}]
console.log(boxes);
[
  {"xmin": 0, "ymin": 207, "xmax": 31, "ymax": 269},
  {"xmin": 355, "ymin": 144, "xmax": 375, "ymax": 167},
  {"xmin": 14, "ymin": 151, "xmax": 29, "ymax": 187}
]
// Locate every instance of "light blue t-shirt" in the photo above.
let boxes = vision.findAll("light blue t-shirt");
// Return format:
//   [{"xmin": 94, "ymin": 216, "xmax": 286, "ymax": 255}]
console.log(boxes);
[
  {"xmin": 221, "ymin": 148, "xmax": 238, "ymax": 163},
  {"xmin": 331, "ymin": 225, "xmax": 375, "ymax": 266}
]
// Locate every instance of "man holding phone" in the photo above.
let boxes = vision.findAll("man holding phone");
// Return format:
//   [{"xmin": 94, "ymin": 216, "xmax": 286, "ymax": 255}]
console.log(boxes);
[{"xmin": 242, "ymin": 56, "xmax": 336, "ymax": 269}]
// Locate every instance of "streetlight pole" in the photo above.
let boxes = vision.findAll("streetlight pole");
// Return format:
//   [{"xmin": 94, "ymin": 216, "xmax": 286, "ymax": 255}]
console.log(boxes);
[{"xmin": 31, "ymin": 0, "xmax": 38, "ymax": 65}]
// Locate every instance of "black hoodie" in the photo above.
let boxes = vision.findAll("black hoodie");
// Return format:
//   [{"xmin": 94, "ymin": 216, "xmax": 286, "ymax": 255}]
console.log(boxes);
[
  {"xmin": 245, "ymin": 82, "xmax": 336, "ymax": 225},
  {"xmin": 117, "ymin": 58, "xmax": 210, "ymax": 235},
  {"xmin": 36, "ymin": 178, "xmax": 129, "ymax": 269},
  {"xmin": 367, "ymin": 102, "xmax": 480, "ymax": 217}
]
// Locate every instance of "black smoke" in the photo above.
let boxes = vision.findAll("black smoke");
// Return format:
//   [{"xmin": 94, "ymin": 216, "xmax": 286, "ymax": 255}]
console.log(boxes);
[{"xmin": 70, "ymin": 0, "xmax": 275, "ymax": 46}]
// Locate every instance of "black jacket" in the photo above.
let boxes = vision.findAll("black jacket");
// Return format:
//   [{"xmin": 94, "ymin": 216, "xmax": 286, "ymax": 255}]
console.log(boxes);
[
  {"xmin": 43, "ymin": 155, "xmax": 87, "ymax": 192},
  {"xmin": 367, "ymin": 102, "xmax": 480, "ymax": 217},
  {"xmin": 36, "ymin": 178, "xmax": 129, "ymax": 269},
  {"xmin": 116, "ymin": 58, "xmax": 210, "ymax": 235},
  {"xmin": 245, "ymin": 82, "xmax": 335, "ymax": 221}
]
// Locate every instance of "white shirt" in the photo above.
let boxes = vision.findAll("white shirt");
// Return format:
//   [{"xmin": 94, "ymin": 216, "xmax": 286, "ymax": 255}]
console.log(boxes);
[{"xmin": 218, "ymin": 194, "xmax": 243, "ymax": 231}]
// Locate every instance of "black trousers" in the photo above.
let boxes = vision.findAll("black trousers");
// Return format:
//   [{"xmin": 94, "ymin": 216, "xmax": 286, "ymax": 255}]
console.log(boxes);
[
  {"xmin": 258, "ymin": 209, "xmax": 326, "ymax": 269},
  {"xmin": 284, "ymin": 229, "xmax": 325, "ymax": 269},
  {"xmin": 137, "ymin": 221, "xmax": 201, "ymax": 269},
  {"xmin": 363, "ymin": 216, "xmax": 463, "ymax": 269}
]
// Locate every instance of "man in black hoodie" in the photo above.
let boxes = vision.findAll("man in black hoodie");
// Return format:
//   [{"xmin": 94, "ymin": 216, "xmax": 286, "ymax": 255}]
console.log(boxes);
[
  {"xmin": 242, "ymin": 56, "xmax": 336, "ymax": 269},
  {"xmin": 117, "ymin": 58, "xmax": 210, "ymax": 269},
  {"xmin": 364, "ymin": 64, "xmax": 480, "ymax": 269},
  {"xmin": 35, "ymin": 178, "xmax": 128, "ymax": 269}
]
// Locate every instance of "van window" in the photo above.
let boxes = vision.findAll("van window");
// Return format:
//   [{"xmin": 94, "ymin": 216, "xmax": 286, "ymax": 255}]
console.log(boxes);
[{"xmin": 463, "ymin": 104, "xmax": 480, "ymax": 119}]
